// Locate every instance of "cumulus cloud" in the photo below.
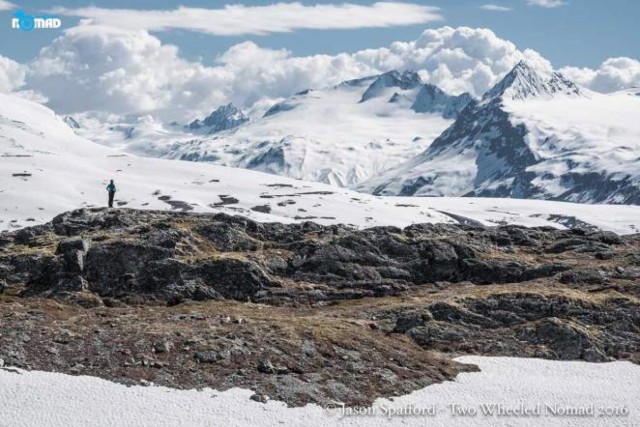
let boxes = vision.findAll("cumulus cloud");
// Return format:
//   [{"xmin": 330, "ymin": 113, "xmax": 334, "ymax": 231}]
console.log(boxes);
[
  {"xmin": 51, "ymin": 3, "xmax": 442, "ymax": 36},
  {"xmin": 27, "ymin": 25, "xmax": 220, "ymax": 118},
  {"xmin": 0, "ymin": 55, "xmax": 25, "ymax": 93},
  {"xmin": 527, "ymin": 0, "xmax": 566, "ymax": 7},
  {"xmin": 25, "ymin": 25, "xmax": 565, "ymax": 120},
  {"xmin": 18, "ymin": 23, "xmax": 640, "ymax": 121},
  {"xmin": 560, "ymin": 57, "xmax": 640, "ymax": 93},
  {"xmin": 0, "ymin": 0, "xmax": 15, "ymax": 11},
  {"xmin": 481, "ymin": 4, "xmax": 512, "ymax": 12},
  {"xmin": 26, "ymin": 25, "xmax": 365, "ymax": 119}
]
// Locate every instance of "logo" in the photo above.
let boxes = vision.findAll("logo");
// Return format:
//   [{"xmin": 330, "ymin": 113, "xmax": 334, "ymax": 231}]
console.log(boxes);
[{"xmin": 11, "ymin": 10, "xmax": 62, "ymax": 31}]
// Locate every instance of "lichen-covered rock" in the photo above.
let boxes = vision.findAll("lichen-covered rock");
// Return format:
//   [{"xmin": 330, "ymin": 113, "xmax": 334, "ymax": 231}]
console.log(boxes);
[
  {"xmin": 56, "ymin": 237, "xmax": 91, "ymax": 255},
  {"xmin": 85, "ymin": 242, "xmax": 175, "ymax": 296},
  {"xmin": 191, "ymin": 258, "xmax": 274, "ymax": 300},
  {"xmin": 0, "ymin": 209, "xmax": 638, "ymax": 408},
  {"xmin": 0, "ymin": 208, "xmax": 635, "ymax": 307}
]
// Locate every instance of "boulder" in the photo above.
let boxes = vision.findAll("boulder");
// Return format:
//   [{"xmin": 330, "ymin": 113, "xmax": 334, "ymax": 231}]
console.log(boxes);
[
  {"xmin": 393, "ymin": 311, "xmax": 432, "ymax": 333},
  {"xmin": 55, "ymin": 237, "xmax": 91, "ymax": 255},
  {"xmin": 191, "ymin": 258, "xmax": 273, "ymax": 301},
  {"xmin": 518, "ymin": 318, "xmax": 598, "ymax": 360},
  {"xmin": 85, "ymin": 242, "xmax": 174, "ymax": 295},
  {"xmin": 193, "ymin": 223, "xmax": 260, "ymax": 252},
  {"xmin": 560, "ymin": 269, "xmax": 608, "ymax": 285}
]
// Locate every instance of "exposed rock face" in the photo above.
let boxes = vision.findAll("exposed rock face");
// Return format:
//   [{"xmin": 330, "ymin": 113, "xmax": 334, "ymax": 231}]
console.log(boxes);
[
  {"xmin": 63, "ymin": 116, "xmax": 81, "ymax": 130},
  {"xmin": 0, "ymin": 208, "xmax": 639, "ymax": 406},
  {"xmin": 411, "ymin": 85, "xmax": 475, "ymax": 119},
  {"xmin": 359, "ymin": 70, "xmax": 423, "ymax": 103},
  {"xmin": 390, "ymin": 293, "xmax": 639, "ymax": 364},
  {"xmin": 188, "ymin": 103, "xmax": 249, "ymax": 133},
  {"xmin": 2, "ymin": 208, "xmax": 639, "ymax": 305},
  {"xmin": 0, "ymin": 208, "xmax": 607, "ymax": 302}
]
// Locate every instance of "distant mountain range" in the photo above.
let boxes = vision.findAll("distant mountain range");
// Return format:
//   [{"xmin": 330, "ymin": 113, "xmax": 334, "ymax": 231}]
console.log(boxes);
[
  {"xmin": 8, "ymin": 90, "xmax": 640, "ymax": 234},
  {"xmin": 358, "ymin": 61, "xmax": 640, "ymax": 204},
  {"xmin": 65, "ymin": 61, "xmax": 640, "ymax": 205},
  {"xmin": 66, "ymin": 69, "xmax": 470, "ymax": 187}
]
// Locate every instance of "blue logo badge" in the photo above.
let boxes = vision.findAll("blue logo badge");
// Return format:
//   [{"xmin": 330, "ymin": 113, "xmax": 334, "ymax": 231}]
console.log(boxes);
[{"xmin": 12, "ymin": 10, "xmax": 62, "ymax": 31}]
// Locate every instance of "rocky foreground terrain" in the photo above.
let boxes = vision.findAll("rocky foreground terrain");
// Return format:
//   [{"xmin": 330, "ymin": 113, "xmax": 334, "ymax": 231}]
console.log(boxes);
[{"xmin": 1, "ymin": 208, "xmax": 639, "ymax": 406}]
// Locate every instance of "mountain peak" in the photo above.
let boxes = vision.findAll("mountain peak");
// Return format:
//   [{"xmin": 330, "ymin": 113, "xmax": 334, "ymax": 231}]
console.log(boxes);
[
  {"xmin": 360, "ymin": 69, "xmax": 423, "ymax": 102},
  {"xmin": 411, "ymin": 84, "xmax": 475, "ymax": 119},
  {"xmin": 189, "ymin": 103, "xmax": 249, "ymax": 133},
  {"xmin": 483, "ymin": 60, "xmax": 582, "ymax": 101},
  {"xmin": 512, "ymin": 59, "xmax": 540, "ymax": 74}
]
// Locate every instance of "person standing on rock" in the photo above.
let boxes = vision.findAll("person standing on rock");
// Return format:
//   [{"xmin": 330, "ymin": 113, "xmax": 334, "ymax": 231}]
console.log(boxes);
[{"xmin": 106, "ymin": 179, "xmax": 117, "ymax": 208}]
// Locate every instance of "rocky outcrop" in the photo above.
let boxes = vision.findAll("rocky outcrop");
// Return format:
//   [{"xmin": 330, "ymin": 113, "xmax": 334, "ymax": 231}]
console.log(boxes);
[
  {"xmin": 1, "ymin": 208, "xmax": 637, "ymax": 305},
  {"xmin": 0, "ymin": 208, "xmax": 638, "ymax": 407},
  {"xmin": 387, "ymin": 293, "xmax": 639, "ymax": 364}
]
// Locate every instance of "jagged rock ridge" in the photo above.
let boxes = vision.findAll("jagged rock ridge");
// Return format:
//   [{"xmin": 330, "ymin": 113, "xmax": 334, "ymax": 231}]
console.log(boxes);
[{"xmin": 188, "ymin": 103, "xmax": 249, "ymax": 133}]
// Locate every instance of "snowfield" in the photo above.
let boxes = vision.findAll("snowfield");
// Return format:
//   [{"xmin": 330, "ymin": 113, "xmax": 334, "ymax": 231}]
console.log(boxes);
[
  {"xmin": 504, "ymin": 90, "xmax": 640, "ymax": 203},
  {"xmin": 71, "ymin": 72, "xmax": 458, "ymax": 187},
  {"xmin": 1, "ymin": 356, "xmax": 639, "ymax": 427},
  {"xmin": 2, "ymin": 92, "xmax": 640, "ymax": 234},
  {"xmin": 67, "ymin": 63, "xmax": 640, "ymax": 206}
]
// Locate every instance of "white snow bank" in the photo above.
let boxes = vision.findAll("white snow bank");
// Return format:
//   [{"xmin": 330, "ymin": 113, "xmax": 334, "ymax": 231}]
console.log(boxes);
[{"xmin": 1, "ymin": 356, "xmax": 638, "ymax": 427}]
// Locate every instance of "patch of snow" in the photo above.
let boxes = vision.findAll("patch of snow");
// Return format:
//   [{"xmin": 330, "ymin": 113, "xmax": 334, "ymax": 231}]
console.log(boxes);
[{"xmin": 0, "ymin": 356, "xmax": 638, "ymax": 426}]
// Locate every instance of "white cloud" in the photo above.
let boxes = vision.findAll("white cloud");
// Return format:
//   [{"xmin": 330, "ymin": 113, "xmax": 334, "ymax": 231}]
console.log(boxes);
[
  {"xmin": 560, "ymin": 57, "xmax": 640, "ymax": 93},
  {"xmin": 51, "ymin": 3, "xmax": 442, "ymax": 36},
  {"xmin": 19, "ymin": 23, "xmax": 640, "ymax": 122},
  {"xmin": 0, "ymin": 55, "xmax": 25, "ymax": 93},
  {"xmin": 27, "ymin": 25, "xmax": 216, "ymax": 117},
  {"xmin": 0, "ymin": 0, "xmax": 15, "ymax": 11},
  {"xmin": 527, "ymin": 0, "xmax": 566, "ymax": 7},
  {"xmin": 481, "ymin": 4, "xmax": 512, "ymax": 12},
  {"xmin": 25, "ymin": 25, "xmax": 561, "ymax": 120}
]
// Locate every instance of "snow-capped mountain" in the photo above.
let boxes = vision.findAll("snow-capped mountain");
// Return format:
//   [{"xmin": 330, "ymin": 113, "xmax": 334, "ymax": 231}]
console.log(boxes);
[
  {"xmin": 71, "ymin": 71, "xmax": 472, "ymax": 187},
  {"xmin": 187, "ymin": 103, "xmax": 249, "ymax": 133},
  {"xmin": 482, "ymin": 61, "xmax": 582, "ymax": 100},
  {"xmin": 355, "ymin": 70, "xmax": 475, "ymax": 118},
  {"xmin": 160, "ymin": 71, "xmax": 478, "ymax": 187},
  {"xmin": 3, "ymin": 91, "xmax": 640, "ymax": 234},
  {"xmin": 359, "ymin": 70, "xmax": 423, "ymax": 102},
  {"xmin": 359, "ymin": 61, "xmax": 640, "ymax": 204}
]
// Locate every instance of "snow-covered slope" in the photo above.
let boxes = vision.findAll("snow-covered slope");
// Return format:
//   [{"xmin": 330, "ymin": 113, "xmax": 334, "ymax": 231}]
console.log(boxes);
[
  {"xmin": 359, "ymin": 61, "xmax": 640, "ymax": 204},
  {"xmin": 2, "ymin": 357, "xmax": 639, "ymax": 427},
  {"xmin": 71, "ymin": 71, "xmax": 469, "ymax": 188},
  {"xmin": 2, "ymin": 92, "xmax": 640, "ymax": 234}
]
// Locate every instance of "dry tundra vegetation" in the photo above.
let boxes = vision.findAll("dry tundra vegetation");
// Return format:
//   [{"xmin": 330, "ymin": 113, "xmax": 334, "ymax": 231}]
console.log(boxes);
[{"xmin": 1, "ymin": 208, "xmax": 639, "ymax": 406}]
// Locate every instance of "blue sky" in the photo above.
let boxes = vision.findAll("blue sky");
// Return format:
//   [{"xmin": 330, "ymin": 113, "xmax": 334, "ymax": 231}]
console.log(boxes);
[{"xmin": 0, "ymin": 0, "xmax": 638, "ymax": 69}]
